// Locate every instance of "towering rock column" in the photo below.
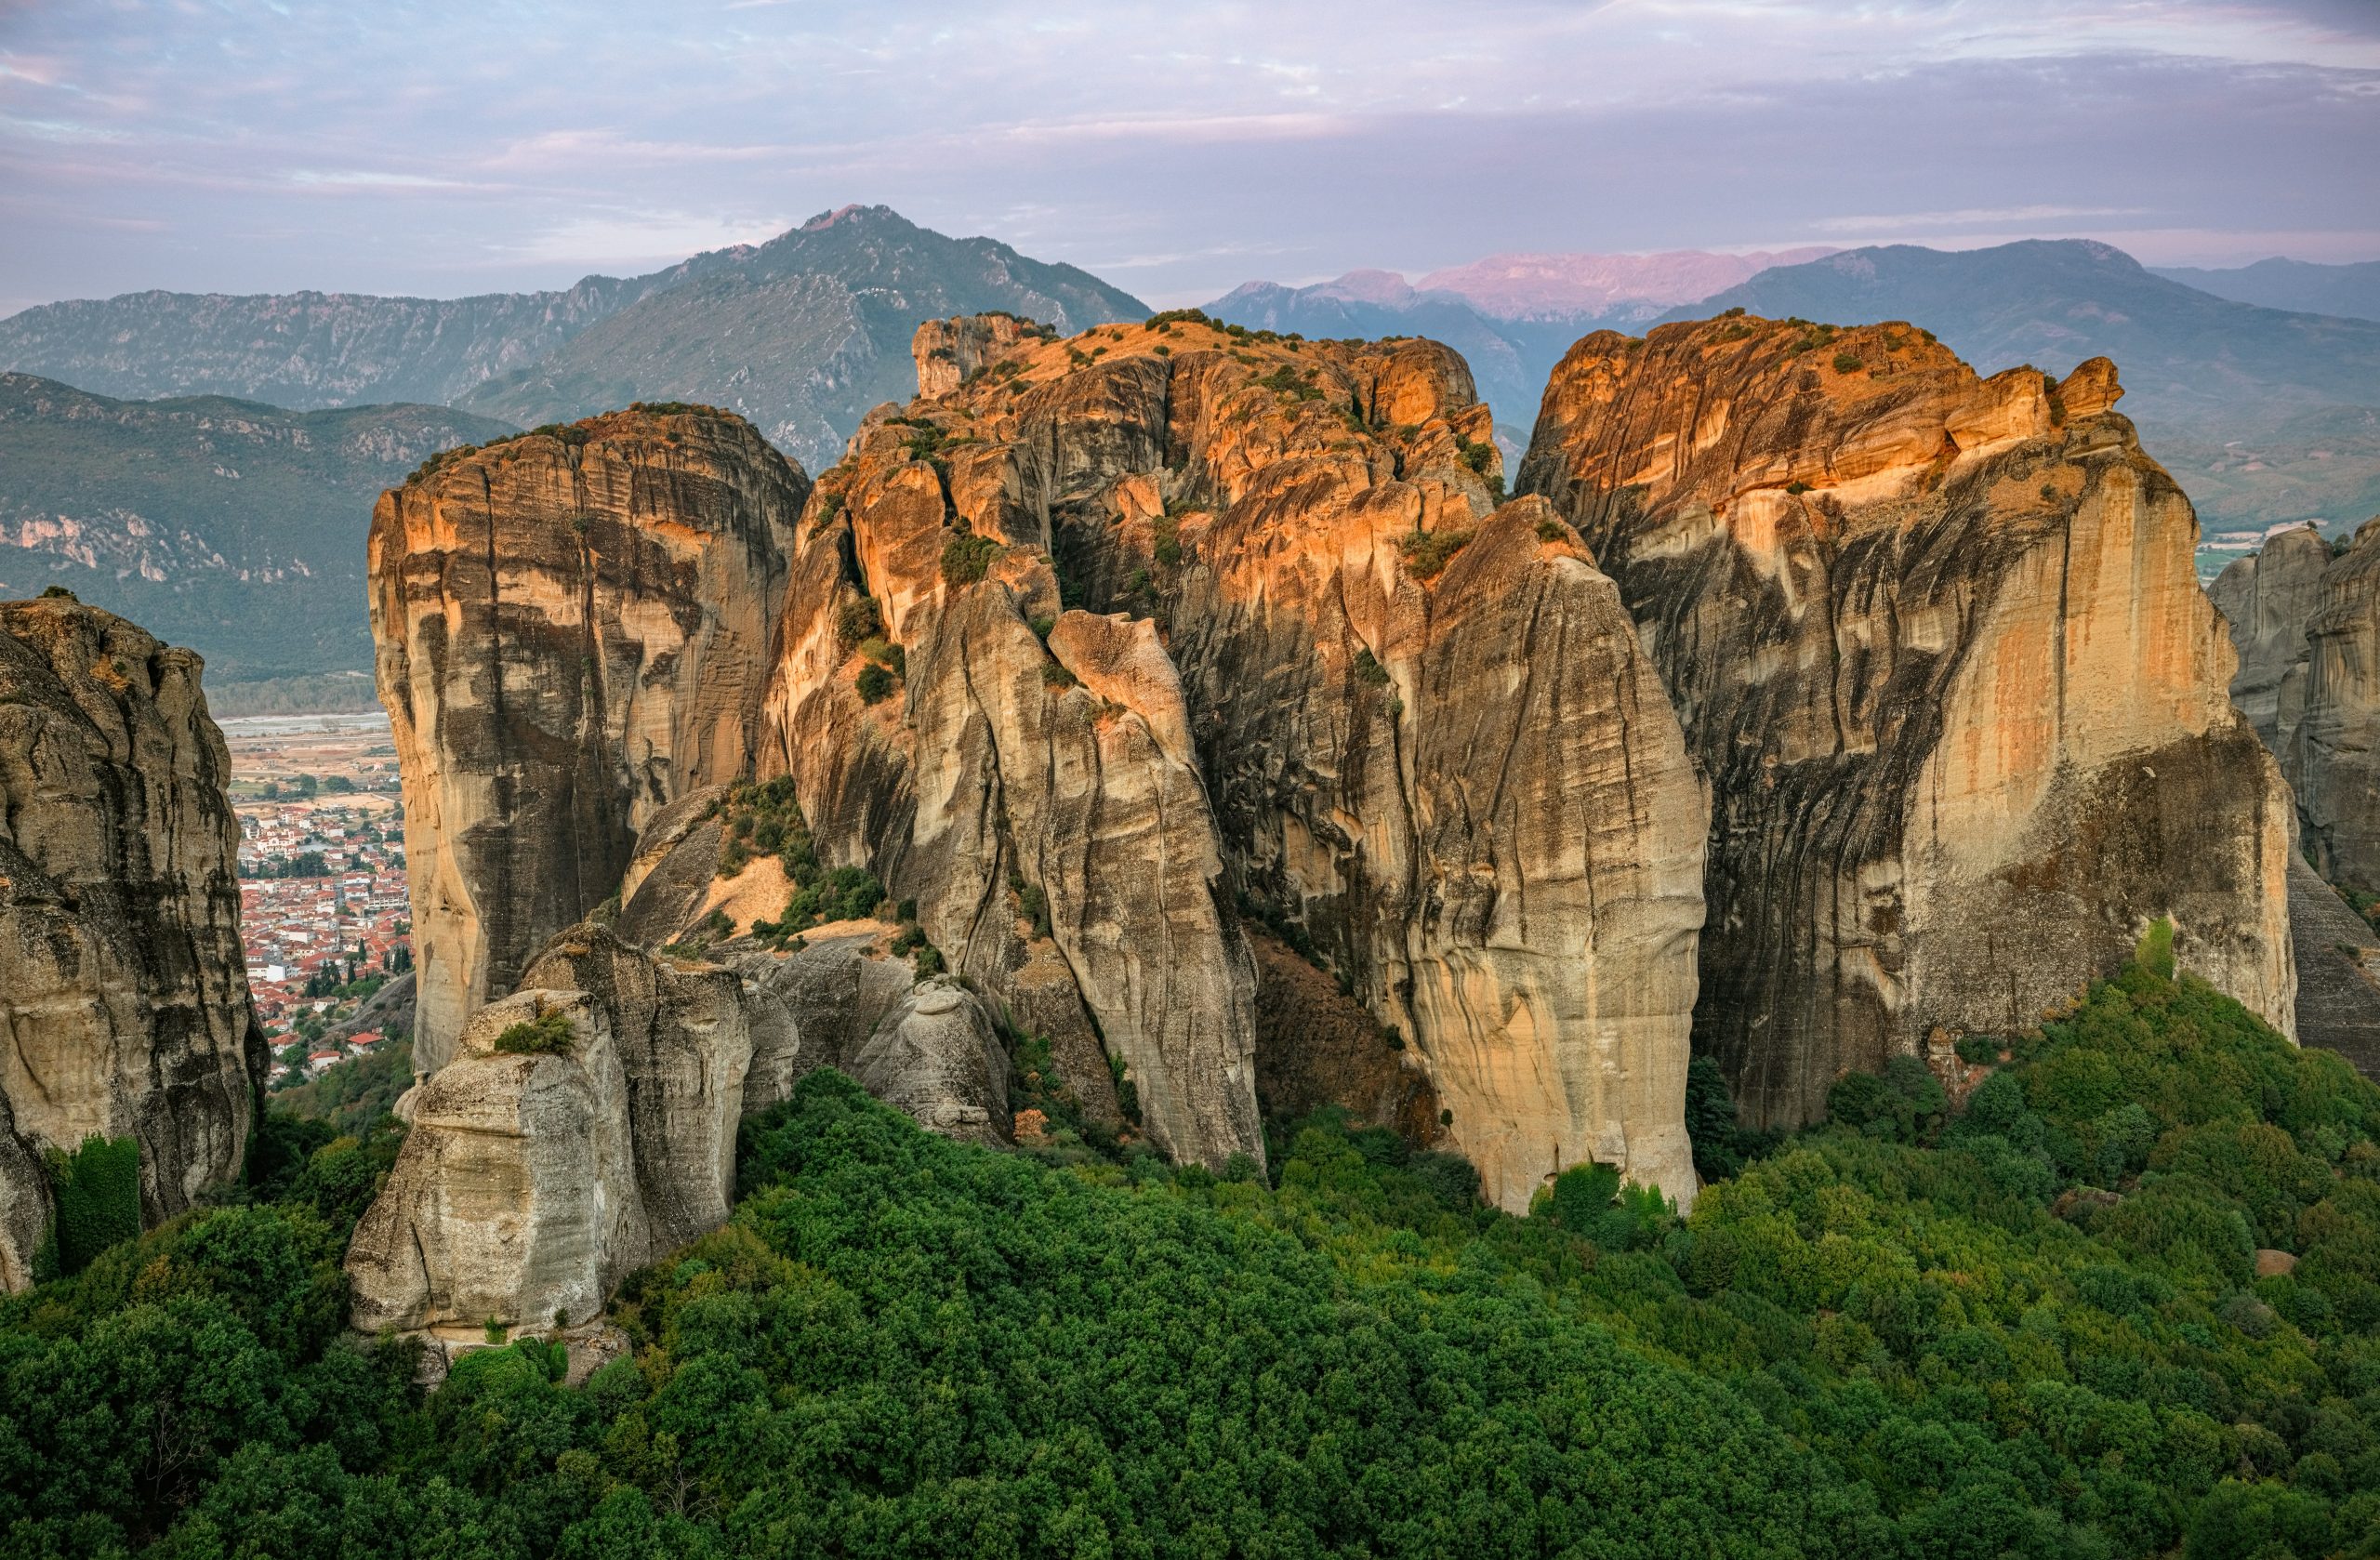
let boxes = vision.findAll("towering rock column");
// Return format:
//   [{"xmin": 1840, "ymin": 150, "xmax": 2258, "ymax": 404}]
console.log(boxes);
[
  {"xmin": 0, "ymin": 596, "xmax": 265, "ymax": 1287},
  {"xmin": 2289, "ymin": 518, "xmax": 2380, "ymax": 891},
  {"xmin": 2209, "ymin": 523, "xmax": 2332, "ymax": 753},
  {"xmin": 755, "ymin": 317, "xmax": 1704, "ymax": 1207},
  {"xmin": 1522, "ymin": 324, "xmax": 2294, "ymax": 1127},
  {"xmin": 369, "ymin": 407, "xmax": 806, "ymax": 1072}
]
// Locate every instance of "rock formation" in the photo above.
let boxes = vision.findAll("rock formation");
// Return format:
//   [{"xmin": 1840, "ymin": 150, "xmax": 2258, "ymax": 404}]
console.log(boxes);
[
  {"xmin": 1519, "ymin": 320, "xmax": 2295, "ymax": 1127},
  {"xmin": 0, "ymin": 595, "xmax": 264, "ymax": 1281},
  {"xmin": 2208, "ymin": 523, "xmax": 2332, "ymax": 752},
  {"xmin": 753, "ymin": 315, "xmax": 1704, "ymax": 1207},
  {"xmin": 369, "ymin": 406, "xmax": 807, "ymax": 1073},
  {"xmin": 2289, "ymin": 518, "xmax": 2380, "ymax": 892},
  {"xmin": 347, "ymin": 986, "xmax": 654, "ymax": 1342},
  {"xmin": 345, "ymin": 924, "xmax": 1010, "ymax": 1340}
]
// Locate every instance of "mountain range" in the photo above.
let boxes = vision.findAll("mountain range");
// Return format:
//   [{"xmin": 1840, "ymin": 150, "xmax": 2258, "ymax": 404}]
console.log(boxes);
[
  {"xmin": 5, "ymin": 217, "xmax": 2379, "ymax": 693},
  {"xmin": 0, "ymin": 373, "xmax": 510, "ymax": 683},
  {"xmin": 2153, "ymin": 257, "xmax": 2380, "ymax": 323}
]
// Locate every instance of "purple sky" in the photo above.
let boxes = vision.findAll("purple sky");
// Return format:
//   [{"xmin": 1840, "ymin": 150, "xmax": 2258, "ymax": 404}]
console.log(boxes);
[{"xmin": 3, "ymin": 0, "xmax": 2376, "ymax": 316}]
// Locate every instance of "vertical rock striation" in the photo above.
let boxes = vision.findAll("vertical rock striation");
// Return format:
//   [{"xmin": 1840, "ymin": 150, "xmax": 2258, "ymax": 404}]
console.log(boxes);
[
  {"xmin": 369, "ymin": 407, "xmax": 806, "ymax": 1073},
  {"xmin": 1520, "ymin": 320, "xmax": 2294, "ymax": 1127},
  {"xmin": 0, "ymin": 596, "xmax": 264, "ymax": 1280},
  {"xmin": 2289, "ymin": 518, "xmax": 2380, "ymax": 892},
  {"xmin": 2209, "ymin": 523, "xmax": 2332, "ymax": 753},
  {"xmin": 755, "ymin": 316, "xmax": 1704, "ymax": 1206}
]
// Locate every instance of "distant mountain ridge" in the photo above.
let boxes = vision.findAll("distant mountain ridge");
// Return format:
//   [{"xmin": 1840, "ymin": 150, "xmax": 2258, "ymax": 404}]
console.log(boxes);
[
  {"xmin": 2152, "ymin": 257, "xmax": 2380, "ymax": 324},
  {"xmin": 458, "ymin": 205, "xmax": 1147, "ymax": 469},
  {"xmin": 0, "ymin": 274, "xmax": 661, "ymax": 410},
  {"xmin": 1414, "ymin": 247, "xmax": 1836, "ymax": 319},
  {"xmin": 0, "ymin": 205, "xmax": 1149, "ymax": 473},
  {"xmin": 1667, "ymin": 239, "xmax": 2380, "ymax": 535},
  {"xmin": 0, "ymin": 372, "xmax": 514, "ymax": 680},
  {"xmin": 1206, "ymin": 248, "xmax": 1839, "ymax": 437}
]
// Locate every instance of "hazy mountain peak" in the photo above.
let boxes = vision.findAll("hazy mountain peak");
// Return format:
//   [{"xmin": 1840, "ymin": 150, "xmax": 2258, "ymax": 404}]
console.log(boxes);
[{"xmin": 1415, "ymin": 246, "xmax": 1838, "ymax": 318}]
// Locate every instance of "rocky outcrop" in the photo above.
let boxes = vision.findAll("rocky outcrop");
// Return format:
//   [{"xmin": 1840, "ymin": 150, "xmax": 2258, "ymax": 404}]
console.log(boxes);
[
  {"xmin": 345, "ymin": 925, "xmax": 1012, "ymax": 1339},
  {"xmin": 369, "ymin": 407, "xmax": 807, "ymax": 1074},
  {"xmin": 2288, "ymin": 518, "xmax": 2380, "ymax": 892},
  {"xmin": 756, "ymin": 315, "xmax": 1705, "ymax": 1207},
  {"xmin": 0, "ymin": 596, "xmax": 263, "ymax": 1274},
  {"xmin": 913, "ymin": 314, "xmax": 1045, "ymax": 400},
  {"xmin": 346, "ymin": 987, "xmax": 645, "ymax": 1341},
  {"xmin": 1520, "ymin": 321, "xmax": 2295, "ymax": 1127},
  {"xmin": 2209, "ymin": 524, "xmax": 2331, "ymax": 752}
]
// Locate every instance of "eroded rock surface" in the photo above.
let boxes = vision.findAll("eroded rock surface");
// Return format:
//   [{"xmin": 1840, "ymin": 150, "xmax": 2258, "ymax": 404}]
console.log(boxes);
[
  {"xmin": 346, "ymin": 988, "xmax": 641, "ymax": 1339},
  {"xmin": 0, "ymin": 597, "xmax": 263, "ymax": 1273},
  {"xmin": 757, "ymin": 316, "xmax": 1704, "ymax": 1205},
  {"xmin": 1520, "ymin": 322, "xmax": 2295, "ymax": 1127},
  {"xmin": 370, "ymin": 406, "xmax": 807, "ymax": 1073},
  {"xmin": 2289, "ymin": 517, "xmax": 2380, "ymax": 892},
  {"xmin": 2210, "ymin": 523, "xmax": 2332, "ymax": 752}
]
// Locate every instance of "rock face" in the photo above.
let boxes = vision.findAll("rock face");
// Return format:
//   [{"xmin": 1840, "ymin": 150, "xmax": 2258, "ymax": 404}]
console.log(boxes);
[
  {"xmin": 344, "ymin": 925, "xmax": 1013, "ymax": 1338},
  {"xmin": 370, "ymin": 407, "xmax": 807, "ymax": 1074},
  {"xmin": 2209, "ymin": 524, "xmax": 2332, "ymax": 752},
  {"xmin": 346, "ymin": 987, "xmax": 647, "ymax": 1341},
  {"xmin": 0, "ymin": 596, "xmax": 264, "ymax": 1279},
  {"xmin": 2289, "ymin": 518, "xmax": 2380, "ymax": 892},
  {"xmin": 1520, "ymin": 320, "xmax": 2295, "ymax": 1127},
  {"xmin": 757, "ymin": 315, "xmax": 1705, "ymax": 1207}
]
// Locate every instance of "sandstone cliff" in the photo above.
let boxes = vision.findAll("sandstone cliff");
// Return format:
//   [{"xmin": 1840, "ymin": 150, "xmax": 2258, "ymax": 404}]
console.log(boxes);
[
  {"xmin": 1519, "ymin": 321, "xmax": 2294, "ymax": 1127},
  {"xmin": 2288, "ymin": 518, "xmax": 2380, "ymax": 892},
  {"xmin": 369, "ymin": 406, "xmax": 807, "ymax": 1073},
  {"xmin": 2209, "ymin": 523, "xmax": 2331, "ymax": 752},
  {"xmin": 752, "ymin": 315, "xmax": 1704, "ymax": 1206},
  {"xmin": 0, "ymin": 595, "xmax": 263, "ymax": 1278}
]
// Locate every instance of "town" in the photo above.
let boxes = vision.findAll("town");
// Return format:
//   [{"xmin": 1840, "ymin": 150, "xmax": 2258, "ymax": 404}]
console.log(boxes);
[{"xmin": 220, "ymin": 710, "xmax": 412, "ymax": 1089}]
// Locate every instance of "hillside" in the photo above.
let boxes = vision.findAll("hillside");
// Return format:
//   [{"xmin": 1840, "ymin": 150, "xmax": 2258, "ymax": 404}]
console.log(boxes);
[
  {"xmin": 1671, "ymin": 240, "xmax": 2380, "ymax": 534},
  {"xmin": 458, "ymin": 205, "xmax": 1149, "ymax": 469},
  {"xmin": 2155, "ymin": 257, "xmax": 2380, "ymax": 324},
  {"xmin": 0, "ymin": 274, "xmax": 658, "ymax": 409},
  {"xmin": 5, "ymin": 950, "xmax": 2375, "ymax": 1556},
  {"xmin": 0, "ymin": 373, "xmax": 514, "ymax": 681}
]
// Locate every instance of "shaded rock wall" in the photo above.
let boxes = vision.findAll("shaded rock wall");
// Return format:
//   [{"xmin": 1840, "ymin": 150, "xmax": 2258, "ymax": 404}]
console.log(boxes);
[
  {"xmin": 2209, "ymin": 523, "xmax": 2331, "ymax": 752},
  {"xmin": 369, "ymin": 407, "xmax": 806, "ymax": 1073},
  {"xmin": 1520, "ymin": 321, "xmax": 2294, "ymax": 1128},
  {"xmin": 0, "ymin": 597, "xmax": 263, "ymax": 1275},
  {"xmin": 2289, "ymin": 518, "xmax": 2380, "ymax": 892}
]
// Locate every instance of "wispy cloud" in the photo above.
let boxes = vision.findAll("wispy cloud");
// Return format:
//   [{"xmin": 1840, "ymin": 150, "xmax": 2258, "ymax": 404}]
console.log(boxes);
[{"xmin": 0, "ymin": 0, "xmax": 2369, "ymax": 304}]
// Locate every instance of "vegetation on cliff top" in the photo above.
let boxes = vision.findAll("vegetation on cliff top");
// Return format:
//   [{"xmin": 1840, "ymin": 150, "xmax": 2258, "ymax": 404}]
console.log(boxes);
[{"xmin": 1, "ymin": 948, "xmax": 2375, "ymax": 1557}]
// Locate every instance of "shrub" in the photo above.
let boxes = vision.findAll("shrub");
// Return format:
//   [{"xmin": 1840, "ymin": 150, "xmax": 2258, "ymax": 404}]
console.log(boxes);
[
  {"xmin": 1039, "ymin": 661, "xmax": 1076, "ymax": 689},
  {"xmin": 1398, "ymin": 527, "xmax": 1474, "ymax": 581},
  {"xmin": 1955, "ymin": 1033, "xmax": 2003, "ymax": 1065},
  {"xmin": 1831, "ymin": 352, "xmax": 1863, "ymax": 374},
  {"xmin": 492, "ymin": 1010, "xmax": 575, "ymax": 1056},
  {"xmin": 941, "ymin": 532, "xmax": 1001, "ymax": 588},
  {"xmin": 855, "ymin": 664, "xmax": 895, "ymax": 705},
  {"xmin": 1352, "ymin": 647, "xmax": 1392, "ymax": 687},
  {"xmin": 1152, "ymin": 515, "xmax": 1183, "ymax": 568},
  {"xmin": 1536, "ymin": 517, "xmax": 1569, "ymax": 543},
  {"xmin": 837, "ymin": 595, "xmax": 882, "ymax": 647}
]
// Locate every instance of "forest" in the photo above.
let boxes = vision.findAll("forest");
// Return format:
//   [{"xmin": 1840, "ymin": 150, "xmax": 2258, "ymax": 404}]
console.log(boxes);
[{"xmin": 2, "ymin": 938, "xmax": 2375, "ymax": 1559}]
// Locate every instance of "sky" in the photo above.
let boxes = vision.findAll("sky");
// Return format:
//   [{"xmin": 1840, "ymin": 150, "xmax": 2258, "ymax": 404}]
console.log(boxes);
[{"xmin": 2, "ymin": 0, "xmax": 2376, "ymax": 316}]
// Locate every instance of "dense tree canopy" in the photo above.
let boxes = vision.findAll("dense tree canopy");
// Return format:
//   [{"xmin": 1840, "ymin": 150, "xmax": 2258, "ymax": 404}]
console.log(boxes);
[{"xmin": 2, "ymin": 950, "xmax": 2376, "ymax": 1557}]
